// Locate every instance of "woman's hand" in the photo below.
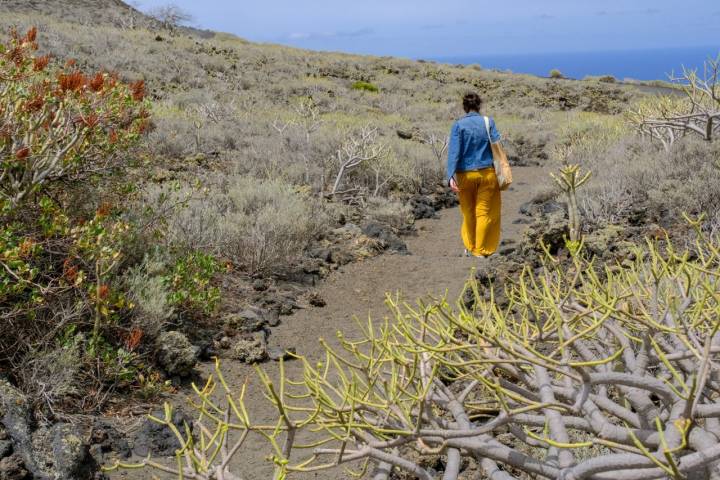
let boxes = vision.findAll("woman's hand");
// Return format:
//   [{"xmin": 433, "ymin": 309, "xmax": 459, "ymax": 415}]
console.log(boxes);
[{"xmin": 449, "ymin": 177, "xmax": 459, "ymax": 193}]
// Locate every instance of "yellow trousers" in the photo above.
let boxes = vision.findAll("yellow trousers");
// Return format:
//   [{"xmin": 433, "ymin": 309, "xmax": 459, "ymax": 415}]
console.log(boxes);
[{"xmin": 457, "ymin": 169, "xmax": 501, "ymax": 257}]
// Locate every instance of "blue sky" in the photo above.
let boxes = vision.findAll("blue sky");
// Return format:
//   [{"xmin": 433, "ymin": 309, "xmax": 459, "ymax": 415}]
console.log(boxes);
[{"xmin": 135, "ymin": 1, "xmax": 720, "ymax": 58}]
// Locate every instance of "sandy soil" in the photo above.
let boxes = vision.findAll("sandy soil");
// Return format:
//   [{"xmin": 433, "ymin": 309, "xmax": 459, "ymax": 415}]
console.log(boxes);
[{"xmin": 109, "ymin": 165, "xmax": 542, "ymax": 480}]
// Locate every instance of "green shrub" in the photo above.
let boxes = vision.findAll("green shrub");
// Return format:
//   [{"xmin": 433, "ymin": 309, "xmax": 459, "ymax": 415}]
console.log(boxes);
[
  {"xmin": 549, "ymin": 68, "xmax": 564, "ymax": 79},
  {"xmin": 125, "ymin": 253, "xmax": 175, "ymax": 339},
  {"xmin": 165, "ymin": 251, "xmax": 220, "ymax": 316},
  {"xmin": 0, "ymin": 28, "xmax": 213, "ymax": 412},
  {"xmin": 351, "ymin": 80, "xmax": 379, "ymax": 93},
  {"xmin": 0, "ymin": 27, "xmax": 148, "ymax": 207}
]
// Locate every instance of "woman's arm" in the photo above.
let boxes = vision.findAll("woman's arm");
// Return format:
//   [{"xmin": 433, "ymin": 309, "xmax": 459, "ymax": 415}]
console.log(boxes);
[
  {"xmin": 446, "ymin": 122, "xmax": 462, "ymax": 186},
  {"xmin": 489, "ymin": 117, "xmax": 502, "ymax": 144}
]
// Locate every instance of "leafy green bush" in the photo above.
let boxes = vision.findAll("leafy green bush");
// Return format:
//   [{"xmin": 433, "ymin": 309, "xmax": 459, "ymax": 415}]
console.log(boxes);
[
  {"xmin": 0, "ymin": 28, "xmax": 219, "ymax": 412},
  {"xmin": 351, "ymin": 80, "xmax": 379, "ymax": 92},
  {"xmin": 0, "ymin": 27, "xmax": 148, "ymax": 207},
  {"xmin": 549, "ymin": 68, "xmax": 564, "ymax": 79},
  {"xmin": 164, "ymin": 251, "xmax": 220, "ymax": 315}
]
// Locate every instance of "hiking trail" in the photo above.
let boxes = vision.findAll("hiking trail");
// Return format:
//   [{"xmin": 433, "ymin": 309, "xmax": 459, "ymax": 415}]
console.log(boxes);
[{"xmin": 116, "ymin": 165, "xmax": 542, "ymax": 480}]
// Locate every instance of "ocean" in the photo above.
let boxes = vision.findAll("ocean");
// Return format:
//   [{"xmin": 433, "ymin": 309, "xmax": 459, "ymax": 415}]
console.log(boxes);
[{"xmin": 431, "ymin": 46, "xmax": 720, "ymax": 82}]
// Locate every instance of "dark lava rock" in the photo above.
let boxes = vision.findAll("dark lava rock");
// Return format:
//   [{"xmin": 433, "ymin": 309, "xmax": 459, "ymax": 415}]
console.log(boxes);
[
  {"xmin": 0, "ymin": 441, "xmax": 10, "ymax": 460},
  {"xmin": 519, "ymin": 199, "xmax": 566, "ymax": 218},
  {"xmin": 307, "ymin": 291, "xmax": 326, "ymax": 307},
  {"xmin": 583, "ymin": 225, "xmax": 637, "ymax": 263},
  {"xmin": 133, "ymin": 409, "xmax": 194, "ymax": 458},
  {"xmin": 265, "ymin": 309, "xmax": 281, "ymax": 327},
  {"xmin": 409, "ymin": 195, "xmax": 437, "ymax": 219},
  {"xmin": 361, "ymin": 222, "xmax": 408, "ymax": 254},
  {"xmin": 499, "ymin": 245, "xmax": 517, "ymax": 256},
  {"xmin": 396, "ymin": 129, "xmax": 413, "ymax": 140},
  {"xmin": 225, "ymin": 308, "xmax": 268, "ymax": 333},
  {"xmin": 48, "ymin": 424, "xmax": 98, "ymax": 480},
  {"xmin": 194, "ymin": 337, "xmax": 218, "ymax": 362},
  {"xmin": 0, "ymin": 454, "xmax": 28, "ymax": 480},
  {"xmin": 0, "ymin": 428, "xmax": 12, "ymax": 461},
  {"xmin": 156, "ymin": 331, "xmax": 199, "ymax": 378},
  {"xmin": 252, "ymin": 279, "xmax": 268, "ymax": 291},
  {"xmin": 89, "ymin": 420, "xmax": 130, "ymax": 462},
  {"xmin": 301, "ymin": 258, "xmax": 324, "ymax": 276},
  {"xmin": 523, "ymin": 210, "xmax": 569, "ymax": 255},
  {"xmin": 329, "ymin": 248, "xmax": 354, "ymax": 265},
  {"xmin": 1, "ymin": 383, "xmax": 100, "ymax": 480},
  {"xmin": 309, "ymin": 247, "xmax": 332, "ymax": 263},
  {"xmin": 0, "ymin": 381, "xmax": 35, "ymax": 477},
  {"xmin": 268, "ymin": 346, "xmax": 297, "ymax": 362},
  {"xmin": 413, "ymin": 203, "xmax": 436, "ymax": 220},
  {"xmin": 464, "ymin": 257, "xmax": 524, "ymax": 309}
]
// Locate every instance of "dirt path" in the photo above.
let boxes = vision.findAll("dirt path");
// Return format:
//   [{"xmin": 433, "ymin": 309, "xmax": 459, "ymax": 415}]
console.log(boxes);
[{"xmin": 114, "ymin": 166, "xmax": 541, "ymax": 480}]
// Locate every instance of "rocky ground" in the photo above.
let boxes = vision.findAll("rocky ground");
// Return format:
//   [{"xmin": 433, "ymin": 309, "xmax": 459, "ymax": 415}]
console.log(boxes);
[
  {"xmin": 0, "ymin": 163, "xmax": 681, "ymax": 479},
  {"xmin": 0, "ymin": 182, "xmax": 461, "ymax": 480},
  {"xmin": 89, "ymin": 165, "xmax": 539, "ymax": 480}
]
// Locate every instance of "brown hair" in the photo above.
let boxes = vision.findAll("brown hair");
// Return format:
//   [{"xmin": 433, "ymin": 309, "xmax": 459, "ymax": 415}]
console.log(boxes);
[{"xmin": 462, "ymin": 92, "xmax": 482, "ymax": 113}]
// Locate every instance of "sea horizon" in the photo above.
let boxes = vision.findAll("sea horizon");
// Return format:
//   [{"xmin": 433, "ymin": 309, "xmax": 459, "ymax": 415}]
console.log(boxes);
[{"xmin": 429, "ymin": 45, "xmax": 720, "ymax": 82}]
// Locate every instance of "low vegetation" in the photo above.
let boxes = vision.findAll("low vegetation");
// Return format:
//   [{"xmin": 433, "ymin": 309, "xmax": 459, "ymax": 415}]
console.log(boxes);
[
  {"xmin": 2, "ymin": 2, "xmax": 720, "ymax": 479},
  {"xmin": 0, "ymin": 28, "xmax": 163, "ymax": 414},
  {"xmin": 110, "ymin": 222, "xmax": 720, "ymax": 480},
  {"xmin": 628, "ymin": 56, "xmax": 720, "ymax": 149}
]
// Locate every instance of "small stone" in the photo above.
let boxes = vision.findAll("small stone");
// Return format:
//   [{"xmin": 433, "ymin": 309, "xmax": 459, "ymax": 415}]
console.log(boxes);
[
  {"xmin": 499, "ymin": 246, "xmax": 516, "ymax": 256},
  {"xmin": 361, "ymin": 222, "xmax": 408, "ymax": 253},
  {"xmin": 267, "ymin": 347, "xmax": 297, "ymax": 362},
  {"xmin": 396, "ymin": 129, "xmax": 413, "ymax": 140},
  {"xmin": 307, "ymin": 292, "xmax": 326, "ymax": 307},
  {"xmin": 265, "ymin": 310, "xmax": 281, "ymax": 327},
  {"xmin": 0, "ymin": 454, "xmax": 28, "ymax": 480},
  {"xmin": 156, "ymin": 331, "xmax": 198, "ymax": 378},
  {"xmin": 224, "ymin": 309, "xmax": 267, "ymax": 333},
  {"xmin": 252, "ymin": 279, "xmax": 268, "ymax": 291},
  {"xmin": 231, "ymin": 334, "xmax": 267, "ymax": 364}
]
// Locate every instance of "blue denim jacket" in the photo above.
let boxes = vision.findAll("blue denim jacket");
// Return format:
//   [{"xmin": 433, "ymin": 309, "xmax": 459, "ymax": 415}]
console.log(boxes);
[{"xmin": 446, "ymin": 112, "xmax": 501, "ymax": 183}]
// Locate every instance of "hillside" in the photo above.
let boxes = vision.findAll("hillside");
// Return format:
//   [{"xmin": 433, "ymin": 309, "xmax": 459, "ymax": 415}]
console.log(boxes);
[
  {"xmin": 2, "ymin": 2, "xmax": 720, "ymax": 480},
  {"xmin": 1, "ymin": 0, "xmax": 152, "ymax": 27}
]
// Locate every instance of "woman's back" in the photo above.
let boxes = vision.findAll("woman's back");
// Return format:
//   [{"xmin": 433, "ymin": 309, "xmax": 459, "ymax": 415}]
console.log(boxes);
[{"xmin": 447, "ymin": 112, "xmax": 501, "ymax": 181}]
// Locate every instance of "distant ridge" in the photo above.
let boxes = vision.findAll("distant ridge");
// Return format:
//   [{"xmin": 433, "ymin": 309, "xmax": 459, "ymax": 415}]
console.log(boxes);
[
  {"xmin": 1, "ymin": 0, "xmax": 153, "ymax": 27},
  {"xmin": 0, "ymin": 0, "xmax": 221, "ymax": 39}
]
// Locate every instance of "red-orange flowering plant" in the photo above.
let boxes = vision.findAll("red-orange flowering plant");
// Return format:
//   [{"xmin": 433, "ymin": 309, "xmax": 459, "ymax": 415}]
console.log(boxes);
[{"xmin": 0, "ymin": 27, "xmax": 148, "ymax": 206}]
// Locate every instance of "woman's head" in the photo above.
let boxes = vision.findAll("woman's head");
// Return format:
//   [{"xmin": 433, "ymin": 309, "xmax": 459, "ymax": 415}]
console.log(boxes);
[{"xmin": 462, "ymin": 92, "xmax": 483, "ymax": 113}]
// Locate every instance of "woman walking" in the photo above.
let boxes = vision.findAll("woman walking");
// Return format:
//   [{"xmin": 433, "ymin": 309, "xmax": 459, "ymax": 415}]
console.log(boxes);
[{"xmin": 447, "ymin": 92, "xmax": 502, "ymax": 258}]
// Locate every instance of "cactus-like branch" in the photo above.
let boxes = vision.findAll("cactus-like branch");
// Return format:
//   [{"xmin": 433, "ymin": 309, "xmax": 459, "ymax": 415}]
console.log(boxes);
[
  {"xmin": 124, "ymin": 220, "xmax": 720, "ymax": 480},
  {"xmin": 550, "ymin": 164, "xmax": 592, "ymax": 245}
]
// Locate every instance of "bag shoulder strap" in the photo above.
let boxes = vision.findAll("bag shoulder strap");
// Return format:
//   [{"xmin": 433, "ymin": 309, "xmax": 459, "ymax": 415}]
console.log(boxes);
[{"xmin": 483, "ymin": 116, "xmax": 492, "ymax": 142}]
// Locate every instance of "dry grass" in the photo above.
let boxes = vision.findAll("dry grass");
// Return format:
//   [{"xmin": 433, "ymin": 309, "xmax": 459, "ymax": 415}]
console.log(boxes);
[{"xmin": 0, "ymin": 9, "xmax": 638, "ymax": 203}]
